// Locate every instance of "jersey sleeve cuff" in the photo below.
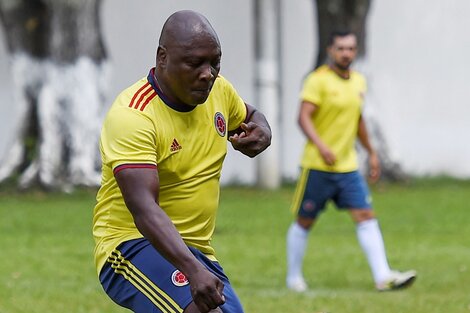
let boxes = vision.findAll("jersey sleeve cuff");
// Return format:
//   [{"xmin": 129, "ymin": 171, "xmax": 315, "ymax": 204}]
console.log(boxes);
[{"xmin": 113, "ymin": 163, "xmax": 157, "ymax": 175}]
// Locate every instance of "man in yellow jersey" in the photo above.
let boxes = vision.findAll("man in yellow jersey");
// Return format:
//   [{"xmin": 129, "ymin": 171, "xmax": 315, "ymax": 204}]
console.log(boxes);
[
  {"xmin": 93, "ymin": 10, "xmax": 271, "ymax": 313},
  {"xmin": 286, "ymin": 30, "xmax": 416, "ymax": 292}
]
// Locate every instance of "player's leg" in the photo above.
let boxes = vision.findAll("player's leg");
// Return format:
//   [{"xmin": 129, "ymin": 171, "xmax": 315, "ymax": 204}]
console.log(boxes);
[
  {"xmin": 100, "ymin": 238, "xmax": 244, "ymax": 313},
  {"xmin": 351, "ymin": 208, "xmax": 393, "ymax": 287},
  {"xmin": 100, "ymin": 238, "xmax": 192, "ymax": 313},
  {"xmin": 286, "ymin": 168, "xmax": 331, "ymax": 291},
  {"xmin": 286, "ymin": 216, "xmax": 314, "ymax": 291},
  {"xmin": 335, "ymin": 171, "xmax": 392, "ymax": 286},
  {"xmin": 352, "ymin": 208, "xmax": 416, "ymax": 290},
  {"xmin": 336, "ymin": 171, "xmax": 416, "ymax": 290}
]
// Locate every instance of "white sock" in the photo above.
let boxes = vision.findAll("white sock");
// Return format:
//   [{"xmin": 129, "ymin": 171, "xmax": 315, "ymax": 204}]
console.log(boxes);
[
  {"xmin": 356, "ymin": 219, "xmax": 391, "ymax": 283},
  {"xmin": 286, "ymin": 222, "xmax": 309, "ymax": 282}
]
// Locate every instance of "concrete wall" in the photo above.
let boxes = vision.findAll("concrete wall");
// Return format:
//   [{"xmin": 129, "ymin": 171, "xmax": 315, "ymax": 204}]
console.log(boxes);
[
  {"xmin": 0, "ymin": 0, "xmax": 469, "ymax": 183},
  {"xmin": 366, "ymin": 0, "xmax": 470, "ymax": 178},
  {"xmin": 279, "ymin": 0, "xmax": 316, "ymax": 181}
]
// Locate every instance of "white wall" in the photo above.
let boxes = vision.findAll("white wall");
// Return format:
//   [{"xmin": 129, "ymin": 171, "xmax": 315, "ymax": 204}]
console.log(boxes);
[
  {"xmin": 279, "ymin": 0, "xmax": 470, "ymax": 180},
  {"xmin": 280, "ymin": 0, "xmax": 316, "ymax": 181},
  {"xmin": 366, "ymin": 0, "xmax": 470, "ymax": 178},
  {"xmin": 0, "ymin": 0, "xmax": 469, "ymax": 183}
]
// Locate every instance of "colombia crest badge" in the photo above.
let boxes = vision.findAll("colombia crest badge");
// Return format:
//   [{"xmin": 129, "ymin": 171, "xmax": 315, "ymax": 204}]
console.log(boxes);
[
  {"xmin": 171, "ymin": 270, "xmax": 189, "ymax": 287},
  {"xmin": 214, "ymin": 112, "xmax": 226, "ymax": 137}
]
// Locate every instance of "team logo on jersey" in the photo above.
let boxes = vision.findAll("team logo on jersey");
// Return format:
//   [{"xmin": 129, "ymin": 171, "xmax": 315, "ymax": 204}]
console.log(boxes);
[
  {"xmin": 170, "ymin": 138, "xmax": 182, "ymax": 153},
  {"xmin": 171, "ymin": 270, "xmax": 189, "ymax": 287},
  {"xmin": 214, "ymin": 112, "xmax": 226, "ymax": 137},
  {"xmin": 302, "ymin": 200, "xmax": 315, "ymax": 212}
]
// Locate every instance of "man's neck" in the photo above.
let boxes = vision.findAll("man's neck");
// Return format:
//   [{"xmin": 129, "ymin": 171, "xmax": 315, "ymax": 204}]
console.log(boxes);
[
  {"xmin": 329, "ymin": 64, "xmax": 350, "ymax": 79},
  {"xmin": 152, "ymin": 68, "xmax": 195, "ymax": 112}
]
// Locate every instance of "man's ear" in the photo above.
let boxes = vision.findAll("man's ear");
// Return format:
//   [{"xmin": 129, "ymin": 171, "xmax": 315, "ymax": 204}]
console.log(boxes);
[{"xmin": 156, "ymin": 45, "xmax": 167, "ymax": 69}]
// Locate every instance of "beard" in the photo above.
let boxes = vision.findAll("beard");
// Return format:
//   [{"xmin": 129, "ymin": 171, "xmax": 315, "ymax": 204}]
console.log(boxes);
[{"xmin": 335, "ymin": 59, "xmax": 352, "ymax": 71}]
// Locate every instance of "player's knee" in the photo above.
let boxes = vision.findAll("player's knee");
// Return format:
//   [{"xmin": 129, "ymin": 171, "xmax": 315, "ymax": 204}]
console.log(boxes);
[
  {"xmin": 297, "ymin": 216, "xmax": 315, "ymax": 230},
  {"xmin": 350, "ymin": 208, "xmax": 375, "ymax": 223}
]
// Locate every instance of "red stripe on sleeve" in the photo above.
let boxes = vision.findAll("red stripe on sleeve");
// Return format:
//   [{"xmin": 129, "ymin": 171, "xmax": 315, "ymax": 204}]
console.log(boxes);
[
  {"xmin": 113, "ymin": 163, "xmax": 157, "ymax": 175},
  {"xmin": 139, "ymin": 92, "xmax": 157, "ymax": 111},
  {"xmin": 133, "ymin": 85, "xmax": 154, "ymax": 110},
  {"xmin": 129, "ymin": 83, "xmax": 151, "ymax": 108}
]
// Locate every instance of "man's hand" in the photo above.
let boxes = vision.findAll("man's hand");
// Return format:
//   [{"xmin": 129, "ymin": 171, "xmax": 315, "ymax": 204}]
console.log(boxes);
[
  {"xmin": 188, "ymin": 267, "xmax": 225, "ymax": 312},
  {"xmin": 229, "ymin": 122, "xmax": 271, "ymax": 158},
  {"xmin": 318, "ymin": 143, "xmax": 336, "ymax": 166}
]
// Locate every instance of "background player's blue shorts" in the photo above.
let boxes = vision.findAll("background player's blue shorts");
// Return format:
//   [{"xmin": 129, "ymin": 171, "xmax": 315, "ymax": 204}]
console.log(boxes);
[
  {"xmin": 99, "ymin": 238, "xmax": 244, "ymax": 313},
  {"xmin": 293, "ymin": 169, "xmax": 372, "ymax": 219}
]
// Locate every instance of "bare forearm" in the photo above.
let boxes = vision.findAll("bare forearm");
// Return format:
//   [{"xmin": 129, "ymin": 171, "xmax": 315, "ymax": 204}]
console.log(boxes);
[
  {"xmin": 132, "ymin": 203, "xmax": 204, "ymax": 277},
  {"xmin": 357, "ymin": 117, "xmax": 375, "ymax": 155},
  {"xmin": 249, "ymin": 109, "xmax": 271, "ymax": 132},
  {"xmin": 115, "ymin": 168, "xmax": 224, "ymax": 311},
  {"xmin": 229, "ymin": 104, "xmax": 272, "ymax": 158},
  {"xmin": 116, "ymin": 169, "xmax": 199, "ymax": 275},
  {"xmin": 299, "ymin": 113, "xmax": 325, "ymax": 148},
  {"xmin": 228, "ymin": 106, "xmax": 271, "ymax": 138},
  {"xmin": 298, "ymin": 101, "xmax": 327, "ymax": 149}
]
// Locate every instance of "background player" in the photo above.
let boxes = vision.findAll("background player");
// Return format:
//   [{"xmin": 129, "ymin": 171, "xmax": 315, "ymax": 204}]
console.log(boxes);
[{"xmin": 286, "ymin": 30, "xmax": 416, "ymax": 292}]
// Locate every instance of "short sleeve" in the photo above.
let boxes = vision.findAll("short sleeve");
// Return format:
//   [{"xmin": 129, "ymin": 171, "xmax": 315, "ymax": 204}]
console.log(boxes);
[
  {"xmin": 300, "ymin": 72, "xmax": 323, "ymax": 106},
  {"xmin": 218, "ymin": 76, "xmax": 247, "ymax": 131},
  {"xmin": 100, "ymin": 106, "xmax": 157, "ymax": 171}
]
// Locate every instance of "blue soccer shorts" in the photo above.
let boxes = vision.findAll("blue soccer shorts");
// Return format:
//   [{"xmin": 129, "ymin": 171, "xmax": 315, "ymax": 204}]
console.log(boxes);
[
  {"xmin": 99, "ymin": 238, "xmax": 244, "ymax": 313},
  {"xmin": 291, "ymin": 168, "xmax": 372, "ymax": 219}
]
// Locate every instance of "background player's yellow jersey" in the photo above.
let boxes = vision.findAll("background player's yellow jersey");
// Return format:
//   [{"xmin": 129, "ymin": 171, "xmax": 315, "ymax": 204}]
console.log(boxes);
[
  {"xmin": 93, "ymin": 69, "xmax": 246, "ymax": 274},
  {"xmin": 300, "ymin": 65, "xmax": 366, "ymax": 173}
]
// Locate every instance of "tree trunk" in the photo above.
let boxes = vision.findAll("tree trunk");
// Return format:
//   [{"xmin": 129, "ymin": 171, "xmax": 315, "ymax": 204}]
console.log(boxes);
[
  {"xmin": 0, "ymin": 0, "xmax": 108, "ymax": 189},
  {"xmin": 313, "ymin": 0, "xmax": 407, "ymax": 181},
  {"xmin": 314, "ymin": 0, "xmax": 370, "ymax": 68}
]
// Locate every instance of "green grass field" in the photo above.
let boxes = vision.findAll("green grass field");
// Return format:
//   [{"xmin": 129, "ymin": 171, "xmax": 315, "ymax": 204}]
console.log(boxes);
[{"xmin": 0, "ymin": 178, "xmax": 469, "ymax": 313}]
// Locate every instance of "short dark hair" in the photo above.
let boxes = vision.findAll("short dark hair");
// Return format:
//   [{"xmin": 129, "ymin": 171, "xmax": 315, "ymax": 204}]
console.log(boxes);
[{"xmin": 327, "ymin": 30, "xmax": 355, "ymax": 46}]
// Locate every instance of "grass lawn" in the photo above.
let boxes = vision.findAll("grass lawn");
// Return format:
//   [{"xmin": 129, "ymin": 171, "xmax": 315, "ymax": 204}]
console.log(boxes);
[{"xmin": 0, "ymin": 178, "xmax": 469, "ymax": 313}]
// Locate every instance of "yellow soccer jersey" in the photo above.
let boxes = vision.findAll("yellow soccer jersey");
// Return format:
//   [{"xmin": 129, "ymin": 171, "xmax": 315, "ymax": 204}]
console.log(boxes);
[
  {"xmin": 93, "ymin": 68, "xmax": 247, "ymax": 274},
  {"xmin": 300, "ymin": 65, "xmax": 367, "ymax": 172}
]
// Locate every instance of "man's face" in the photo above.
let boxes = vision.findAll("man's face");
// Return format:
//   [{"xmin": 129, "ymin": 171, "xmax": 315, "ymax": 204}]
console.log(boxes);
[
  {"xmin": 328, "ymin": 34, "xmax": 358, "ymax": 71},
  {"xmin": 160, "ymin": 32, "xmax": 221, "ymax": 106}
]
